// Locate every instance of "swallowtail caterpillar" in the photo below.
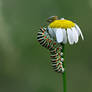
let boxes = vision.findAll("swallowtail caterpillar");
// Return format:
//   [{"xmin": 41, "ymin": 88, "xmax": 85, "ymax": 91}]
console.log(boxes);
[{"xmin": 37, "ymin": 16, "xmax": 65, "ymax": 73}]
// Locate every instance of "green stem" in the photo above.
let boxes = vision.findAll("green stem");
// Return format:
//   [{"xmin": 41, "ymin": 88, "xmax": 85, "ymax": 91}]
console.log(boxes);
[
  {"xmin": 62, "ymin": 62, "xmax": 66, "ymax": 92},
  {"xmin": 62, "ymin": 45, "xmax": 67, "ymax": 92}
]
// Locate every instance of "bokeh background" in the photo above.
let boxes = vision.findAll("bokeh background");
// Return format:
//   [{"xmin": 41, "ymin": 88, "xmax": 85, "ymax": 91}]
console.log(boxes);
[{"xmin": 0, "ymin": 0, "xmax": 92, "ymax": 92}]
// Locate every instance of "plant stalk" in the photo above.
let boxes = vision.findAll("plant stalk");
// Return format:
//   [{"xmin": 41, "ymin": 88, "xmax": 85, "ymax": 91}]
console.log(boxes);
[
  {"xmin": 62, "ymin": 45, "xmax": 67, "ymax": 92},
  {"xmin": 62, "ymin": 62, "xmax": 66, "ymax": 92}
]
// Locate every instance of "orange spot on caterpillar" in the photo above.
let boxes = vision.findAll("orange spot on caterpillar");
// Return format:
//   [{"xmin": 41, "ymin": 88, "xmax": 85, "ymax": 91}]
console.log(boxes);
[
  {"xmin": 57, "ymin": 48, "xmax": 59, "ymax": 50},
  {"xmin": 48, "ymin": 45, "xmax": 50, "ymax": 48},
  {"xmin": 58, "ymin": 53, "xmax": 60, "ymax": 56},
  {"xmin": 53, "ymin": 42, "xmax": 56, "ymax": 45},
  {"xmin": 60, "ymin": 65, "xmax": 62, "ymax": 68},
  {"xmin": 56, "ymin": 62, "xmax": 61, "ymax": 67},
  {"xmin": 39, "ymin": 39, "xmax": 42, "ymax": 41},
  {"xmin": 42, "ymin": 33, "xmax": 44, "ymax": 35},
  {"xmin": 59, "ymin": 62, "xmax": 61, "ymax": 65},
  {"xmin": 59, "ymin": 58, "xmax": 61, "ymax": 61},
  {"xmin": 49, "ymin": 40, "xmax": 52, "ymax": 43},
  {"xmin": 47, "ymin": 39, "xmax": 49, "ymax": 41},
  {"xmin": 44, "ymin": 36, "xmax": 47, "ymax": 39},
  {"xmin": 56, "ymin": 59, "xmax": 58, "ymax": 62}
]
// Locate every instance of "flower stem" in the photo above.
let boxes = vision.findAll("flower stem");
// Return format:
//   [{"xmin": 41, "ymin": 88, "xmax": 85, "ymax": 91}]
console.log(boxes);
[
  {"xmin": 62, "ymin": 45, "xmax": 67, "ymax": 92},
  {"xmin": 62, "ymin": 62, "xmax": 67, "ymax": 92}
]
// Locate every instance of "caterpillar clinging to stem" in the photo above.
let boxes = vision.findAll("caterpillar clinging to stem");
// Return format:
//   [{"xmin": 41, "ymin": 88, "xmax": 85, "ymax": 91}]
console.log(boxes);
[{"xmin": 37, "ymin": 27, "xmax": 65, "ymax": 73}]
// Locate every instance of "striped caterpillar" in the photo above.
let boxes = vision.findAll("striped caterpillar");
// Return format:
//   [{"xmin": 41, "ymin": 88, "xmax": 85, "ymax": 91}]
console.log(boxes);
[{"xmin": 37, "ymin": 27, "xmax": 65, "ymax": 73}]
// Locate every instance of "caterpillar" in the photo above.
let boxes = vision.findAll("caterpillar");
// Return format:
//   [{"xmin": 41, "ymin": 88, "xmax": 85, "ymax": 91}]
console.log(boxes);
[{"xmin": 37, "ymin": 27, "xmax": 64, "ymax": 73}]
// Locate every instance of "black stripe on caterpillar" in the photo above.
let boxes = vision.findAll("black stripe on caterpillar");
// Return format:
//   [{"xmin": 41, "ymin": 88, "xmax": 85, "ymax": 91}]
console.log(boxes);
[{"xmin": 37, "ymin": 27, "xmax": 64, "ymax": 73}]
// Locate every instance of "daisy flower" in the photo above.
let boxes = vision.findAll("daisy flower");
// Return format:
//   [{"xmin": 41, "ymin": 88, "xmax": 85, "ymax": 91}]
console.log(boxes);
[{"xmin": 48, "ymin": 17, "xmax": 84, "ymax": 45}]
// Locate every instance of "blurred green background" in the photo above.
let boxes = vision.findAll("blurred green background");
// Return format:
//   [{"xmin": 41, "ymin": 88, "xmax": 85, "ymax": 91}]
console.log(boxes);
[{"xmin": 0, "ymin": 0, "xmax": 92, "ymax": 92}]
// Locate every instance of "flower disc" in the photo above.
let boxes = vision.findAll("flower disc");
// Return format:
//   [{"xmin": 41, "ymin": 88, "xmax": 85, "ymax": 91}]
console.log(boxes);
[{"xmin": 49, "ymin": 19, "xmax": 75, "ymax": 29}]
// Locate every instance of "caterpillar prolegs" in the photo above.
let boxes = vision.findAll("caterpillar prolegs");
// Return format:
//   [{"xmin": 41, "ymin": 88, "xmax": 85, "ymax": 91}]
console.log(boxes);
[{"xmin": 37, "ymin": 27, "xmax": 64, "ymax": 73}]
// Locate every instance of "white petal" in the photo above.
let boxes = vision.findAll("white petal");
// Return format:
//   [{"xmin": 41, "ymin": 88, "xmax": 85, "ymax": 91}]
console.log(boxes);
[
  {"xmin": 67, "ymin": 28, "xmax": 74, "ymax": 45},
  {"xmin": 55, "ymin": 28, "xmax": 63, "ymax": 43},
  {"xmin": 62, "ymin": 29, "xmax": 67, "ymax": 44},
  {"xmin": 75, "ymin": 24, "xmax": 84, "ymax": 40},
  {"xmin": 53, "ymin": 28, "xmax": 57, "ymax": 34},
  {"xmin": 48, "ymin": 27, "xmax": 55, "ymax": 38},
  {"xmin": 71, "ymin": 27, "xmax": 79, "ymax": 43},
  {"xmin": 60, "ymin": 18, "xmax": 65, "ymax": 20}
]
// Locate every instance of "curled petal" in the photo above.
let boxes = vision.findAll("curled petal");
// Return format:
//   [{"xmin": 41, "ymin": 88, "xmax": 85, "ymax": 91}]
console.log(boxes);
[{"xmin": 75, "ymin": 24, "xmax": 84, "ymax": 40}]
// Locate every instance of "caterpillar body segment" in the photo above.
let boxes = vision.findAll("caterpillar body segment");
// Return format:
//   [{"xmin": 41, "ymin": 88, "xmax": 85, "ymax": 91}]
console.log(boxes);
[{"xmin": 37, "ymin": 27, "xmax": 64, "ymax": 73}]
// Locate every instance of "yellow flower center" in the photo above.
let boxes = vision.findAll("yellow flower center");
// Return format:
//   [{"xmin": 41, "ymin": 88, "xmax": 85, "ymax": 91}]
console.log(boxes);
[{"xmin": 49, "ymin": 19, "xmax": 75, "ymax": 29}]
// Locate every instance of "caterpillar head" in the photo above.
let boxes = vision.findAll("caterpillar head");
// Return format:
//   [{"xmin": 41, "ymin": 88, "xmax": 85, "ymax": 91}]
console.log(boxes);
[{"xmin": 47, "ymin": 16, "xmax": 58, "ymax": 23}]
